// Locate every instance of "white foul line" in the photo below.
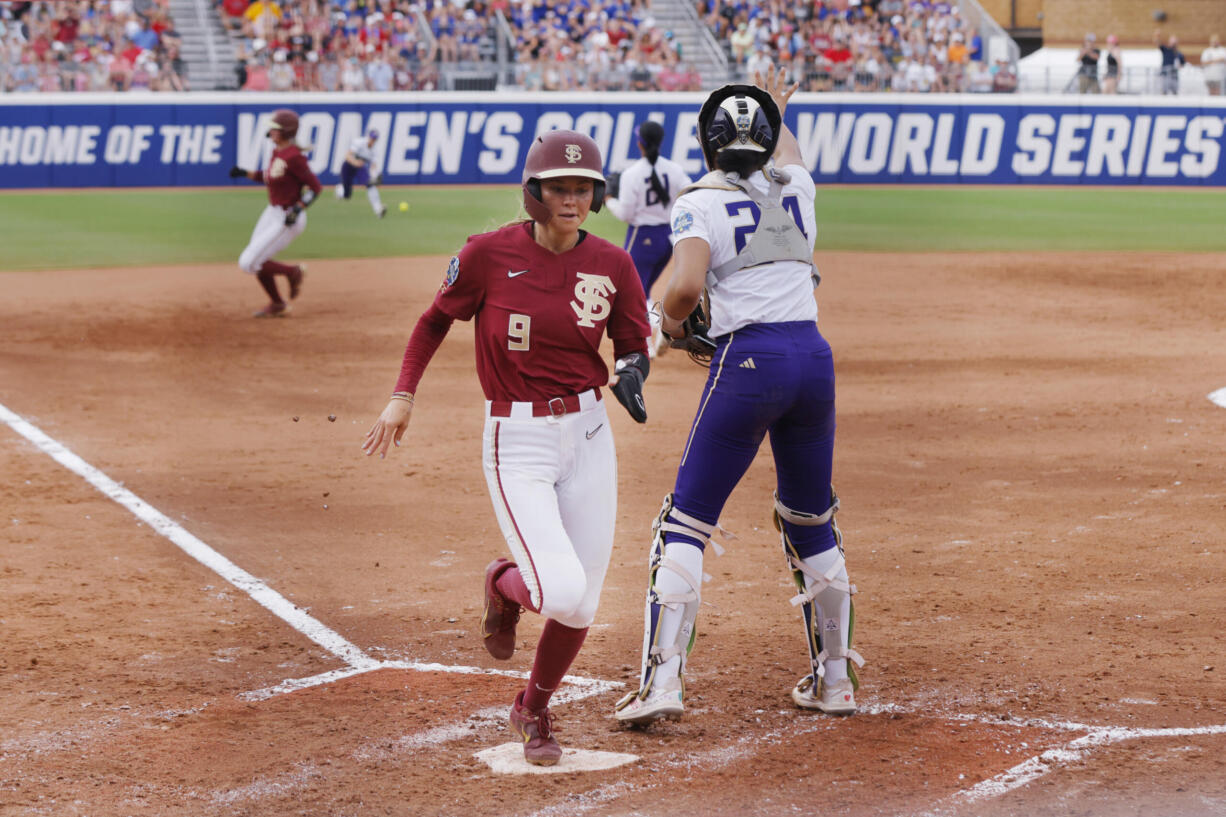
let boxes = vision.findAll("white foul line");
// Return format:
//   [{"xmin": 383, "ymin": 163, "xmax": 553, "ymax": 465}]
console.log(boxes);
[
  {"xmin": 8, "ymin": 400, "xmax": 1225, "ymax": 811},
  {"xmin": 0, "ymin": 400, "xmax": 621, "ymax": 701}
]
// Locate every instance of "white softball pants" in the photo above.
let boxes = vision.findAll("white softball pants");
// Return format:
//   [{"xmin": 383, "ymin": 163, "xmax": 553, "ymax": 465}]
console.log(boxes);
[
  {"xmin": 481, "ymin": 391, "xmax": 617, "ymax": 629},
  {"xmin": 238, "ymin": 204, "xmax": 306, "ymax": 274}
]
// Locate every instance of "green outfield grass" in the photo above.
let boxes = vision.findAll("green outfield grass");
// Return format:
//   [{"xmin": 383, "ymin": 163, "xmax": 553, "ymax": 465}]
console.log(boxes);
[{"xmin": 1, "ymin": 185, "xmax": 1224, "ymax": 271}]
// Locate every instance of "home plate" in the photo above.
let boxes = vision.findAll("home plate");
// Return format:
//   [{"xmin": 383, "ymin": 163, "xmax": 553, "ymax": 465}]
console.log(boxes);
[
  {"xmin": 1210, "ymin": 388, "xmax": 1226, "ymax": 409},
  {"xmin": 475, "ymin": 743, "xmax": 638, "ymax": 774}
]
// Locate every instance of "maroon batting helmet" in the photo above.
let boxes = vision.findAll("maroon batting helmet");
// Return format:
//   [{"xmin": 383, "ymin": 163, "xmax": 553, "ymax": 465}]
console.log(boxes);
[
  {"xmin": 266, "ymin": 109, "xmax": 299, "ymax": 139},
  {"xmin": 521, "ymin": 130, "xmax": 606, "ymax": 224}
]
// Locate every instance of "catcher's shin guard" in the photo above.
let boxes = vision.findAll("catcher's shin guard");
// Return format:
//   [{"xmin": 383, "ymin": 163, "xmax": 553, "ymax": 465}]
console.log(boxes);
[
  {"xmin": 615, "ymin": 494, "xmax": 727, "ymax": 723},
  {"xmin": 774, "ymin": 489, "xmax": 865, "ymax": 712}
]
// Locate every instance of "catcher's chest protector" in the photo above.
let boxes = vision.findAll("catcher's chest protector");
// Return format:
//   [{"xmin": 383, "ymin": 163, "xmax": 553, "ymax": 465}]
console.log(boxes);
[{"xmin": 686, "ymin": 170, "xmax": 819, "ymax": 289}]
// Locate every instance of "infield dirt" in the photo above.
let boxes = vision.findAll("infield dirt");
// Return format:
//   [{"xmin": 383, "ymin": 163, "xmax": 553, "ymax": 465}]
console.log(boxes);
[{"xmin": 2, "ymin": 251, "xmax": 1225, "ymax": 816}]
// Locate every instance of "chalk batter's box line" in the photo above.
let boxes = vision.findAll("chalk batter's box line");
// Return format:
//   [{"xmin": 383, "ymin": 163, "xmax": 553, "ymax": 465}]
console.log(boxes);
[
  {"xmin": 0, "ymin": 400, "xmax": 618, "ymax": 701},
  {"xmin": 6, "ymin": 400, "xmax": 1226, "ymax": 811}
]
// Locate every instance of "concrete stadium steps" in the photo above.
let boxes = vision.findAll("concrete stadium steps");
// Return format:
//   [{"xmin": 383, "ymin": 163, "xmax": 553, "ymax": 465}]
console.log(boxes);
[
  {"xmin": 646, "ymin": 0, "xmax": 731, "ymax": 87},
  {"xmin": 166, "ymin": 0, "xmax": 238, "ymax": 89}
]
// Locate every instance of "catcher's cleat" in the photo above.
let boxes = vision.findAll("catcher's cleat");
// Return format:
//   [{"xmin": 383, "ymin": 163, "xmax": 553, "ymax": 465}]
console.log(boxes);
[
  {"xmin": 481, "ymin": 558, "xmax": 521, "ymax": 660},
  {"xmin": 252, "ymin": 301, "xmax": 290, "ymax": 318},
  {"xmin": 791, "ymin": 675, "xmax": 857, "ymax": 716},
  {"xmin": 509, "ymin": 690, "xmax": 562, "ymax": 766},
  {"xmin": 614, "ymin": 685, "xmax": 683, "ymax": 726},
  {"xmin": 288, "ymin": 265, "xmax": 306, "ymax": 300}
]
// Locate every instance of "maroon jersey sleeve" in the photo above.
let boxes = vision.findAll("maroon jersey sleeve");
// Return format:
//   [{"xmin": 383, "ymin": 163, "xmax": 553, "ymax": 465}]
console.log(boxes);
[
  {"xmin": 433, "ymin": 238, "xmax": 487, "ymax": 321},
  {"xmin": 288, "ymin": 151, "xmax": 323, "ymax": 198},
  {"xmin": 605, "ymin": 248, "xmax": 650, "ymax": 342}
]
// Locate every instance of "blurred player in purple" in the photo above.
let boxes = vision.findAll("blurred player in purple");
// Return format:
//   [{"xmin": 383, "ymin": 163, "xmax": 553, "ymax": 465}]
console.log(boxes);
[
  {"xmin": 604, "ymin": 121, "xmax": 692, "ymax": 355},
  {"xmin": 335, "ymin": 129, "xmax": 387, "ymax": 218}
]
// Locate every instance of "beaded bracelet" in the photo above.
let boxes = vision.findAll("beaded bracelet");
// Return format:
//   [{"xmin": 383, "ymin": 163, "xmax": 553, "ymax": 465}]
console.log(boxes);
[{"xmin": 390, "ymin": 391, "xmax": 415, "ymax": 405}]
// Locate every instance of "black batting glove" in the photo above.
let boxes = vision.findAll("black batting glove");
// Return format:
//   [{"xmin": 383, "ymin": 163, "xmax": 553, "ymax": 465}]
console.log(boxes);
[
  {"xmin": 228, "ymin": 165, "xmax": 247, "ymax": 179},
  {"xmin": 284, "ymin": 204, "xmax": 304, "ymax": 226},
  {"xmin": 611, "ymin": 352, "xmax": 649, "ymax": 423}
]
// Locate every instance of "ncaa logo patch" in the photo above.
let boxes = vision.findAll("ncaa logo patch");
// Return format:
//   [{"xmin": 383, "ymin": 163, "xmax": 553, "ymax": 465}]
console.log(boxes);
[
  {"xmin": 564, "ymin": 143, "xmax": 582, "ymax": 164},
  {"xmin": 671, "ymin": 210, "xmax": 694, "ymax": 236},
  {"xmin": 442, "ymin": 255, "xmax": 460, "ymax": 289}
]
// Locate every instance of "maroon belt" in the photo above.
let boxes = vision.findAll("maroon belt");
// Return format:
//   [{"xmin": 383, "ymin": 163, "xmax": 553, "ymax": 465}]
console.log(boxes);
[{"xmin": 488, "ymin": 389, "xmax": 602, "ymax": 418}]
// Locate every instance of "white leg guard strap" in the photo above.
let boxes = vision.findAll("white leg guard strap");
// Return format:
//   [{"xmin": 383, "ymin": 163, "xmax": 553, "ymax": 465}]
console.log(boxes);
[
  {"xmin": 774, "ymin": 489, "xmax": 864, "ymax": 697},
  {"xmin": 654, "ymin": 502, "xmax": 736, "ymax": 556},
  {"xmin": 616, "ymin": 495, "xmax": 710, "ymax": 714}
]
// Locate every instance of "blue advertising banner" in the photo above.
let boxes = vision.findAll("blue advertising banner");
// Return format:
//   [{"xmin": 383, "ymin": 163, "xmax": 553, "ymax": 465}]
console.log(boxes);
[{"xmin": 2, "ymin": 92, "xmax": 1225, "ymax": 188}]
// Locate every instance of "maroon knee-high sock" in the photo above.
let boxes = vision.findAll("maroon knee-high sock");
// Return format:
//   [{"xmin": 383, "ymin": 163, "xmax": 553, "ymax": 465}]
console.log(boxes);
[
  {"xmin": 260, "ymin": 259, "xmax": 297, "ymax": 277},
  {"xmin": 522, "ymin": 620, "xmax": 588, "ymax": 711},
  {"xmin": 255, "ymin": 269, "xmax": 283, "ymax": 303},
  {"xmin": 495, "ymin": 565, "xmax": 540, "ymax": 613}
]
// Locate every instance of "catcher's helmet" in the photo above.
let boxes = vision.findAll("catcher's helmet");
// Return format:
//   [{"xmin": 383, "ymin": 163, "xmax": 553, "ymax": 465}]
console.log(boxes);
[
  {"xmin": 522, "ymin": 129, "xmax": 606, "ymax": 224},
  {"xmin": 266, "ymin": 108, "xmax": 299, "ymax": 139},
  {"xmin": 696, "ymin": 85, "xmax": 781, "ymax": 170}
]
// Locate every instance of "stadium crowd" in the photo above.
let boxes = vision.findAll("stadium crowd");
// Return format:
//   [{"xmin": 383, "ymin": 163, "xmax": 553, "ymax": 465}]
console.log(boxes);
[
  {"xmin": 706, "ymin": 0, "xmax": 1014, "ymax": 93},
  {"xmin": 1, "ymin": 0, "xmax": 1014, "ymax": 93},
  {"xmin": 220, "ymin": 0, "xmax": 692, "ymax": 92},
  {"xmin": 0, "ymin": 0, "xmax": 188, "ymax": 92}
]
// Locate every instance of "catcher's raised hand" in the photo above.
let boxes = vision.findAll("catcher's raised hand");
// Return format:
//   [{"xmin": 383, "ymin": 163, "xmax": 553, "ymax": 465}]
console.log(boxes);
[
  {"xmin": 754, "ymin": 64, "xmax": 799, "ymax": 117},
  {"xmin": 362, "ymin": 398, "xmax": 413, "ymax": 458}
]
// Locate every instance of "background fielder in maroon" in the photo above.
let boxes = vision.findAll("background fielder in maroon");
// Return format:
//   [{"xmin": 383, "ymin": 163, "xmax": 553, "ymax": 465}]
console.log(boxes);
[
  {"xmin": 363, "ymin": 130, "xmax": 650, "ymax": 767},
  {"xmin": 230, "ymin": 108, "xmax": 320, "ymax": 318}
]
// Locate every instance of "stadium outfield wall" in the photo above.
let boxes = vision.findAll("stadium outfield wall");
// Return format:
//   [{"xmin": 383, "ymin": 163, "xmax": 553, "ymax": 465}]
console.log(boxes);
[{"xmin": 2, "ymin": 91, "xmax": 1226, "ymax": 188}]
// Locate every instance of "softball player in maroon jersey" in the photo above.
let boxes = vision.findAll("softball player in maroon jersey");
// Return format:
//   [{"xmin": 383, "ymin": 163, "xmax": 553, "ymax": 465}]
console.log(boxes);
[
  {"xmin": 363, "ymin": 130, "xmax": 651, "ymax": 766},
  {"xmin": 228, "ymin": 109, "xmax": 321, "ymax": 318}
]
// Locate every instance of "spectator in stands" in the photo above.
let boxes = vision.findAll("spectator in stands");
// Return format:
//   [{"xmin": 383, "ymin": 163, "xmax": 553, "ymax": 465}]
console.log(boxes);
[
  {"xmin": 991, "ymin": 56, "xmax": 1016, "ymax": 93},
  {"xmin": 268, "ymin": 48, "xmax": 293, "ymax": 90},
  {"xmin": 1154, "ymin": 30, "xmax": 1186, "ymax": 95},
  {"xmin": 341, "ymin": 54, "xmax": 364, "ymax": 90},
  {"xmin": 1101, "ymin": 34, "xmax": 1121, "ymax": 94},
  {"xmin": 366, "ymin": 51, "xmax": 392, "ymax": 90},
  {"xmin": 967, "ymin": 58, "xmax": 992, "ymax": 92},
  {"xmin": 241, "ymin": 53, "xmax": 268, "ymax": 89},
  {"xmin": 317, "ymin": 51, "xmax": 339, "ymax": 90},
  {"xmin": 1201, "ymin": 34, "xmax": 1226, "ymax": 96},
  {"xmin": 729, "ymin": 21, "xmax": 752, "ymax": 63},
  {"xmin": 221, "ymin": 0, "xmax": 249, "ymax": 32},
  {"xmin": 1076, "ymin": 33, "xmax": 1100, "ymax": 93}
]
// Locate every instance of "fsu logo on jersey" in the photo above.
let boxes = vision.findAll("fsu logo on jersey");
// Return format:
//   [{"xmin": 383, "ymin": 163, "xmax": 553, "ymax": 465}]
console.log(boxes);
[
  {"xmin": 269, "ymin": 157, "xmax": 288, "ymax": 179},
  {"xmin": 571, "ymin": 273, "xmax": 616, "ymax": 328},
  {"xmin": 564, "ymin": 144, "xmax": 583, "ymax": 164}
]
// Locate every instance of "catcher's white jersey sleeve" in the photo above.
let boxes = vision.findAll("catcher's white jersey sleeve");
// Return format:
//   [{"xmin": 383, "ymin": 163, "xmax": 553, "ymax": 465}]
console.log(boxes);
[{"xmin": 669, "ymin": 163, "xmax": 818, "ymax": 337}]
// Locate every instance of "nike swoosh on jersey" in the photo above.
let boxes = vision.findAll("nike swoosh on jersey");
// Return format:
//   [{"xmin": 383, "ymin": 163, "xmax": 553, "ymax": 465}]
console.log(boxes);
[
  {"xmin": 507, "ymin": 269, "xmax": 529, "ymax": 278},
  {"xmin": 585, "ymin": 423, "xmax": 604, "ymax": 439}
]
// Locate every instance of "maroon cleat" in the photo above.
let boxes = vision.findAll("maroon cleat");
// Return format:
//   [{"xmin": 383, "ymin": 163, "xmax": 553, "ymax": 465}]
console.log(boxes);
[
  {"xmin": 481, "ymin": 558, "xmax": 521, "ymax": 660},
  {"xmin": 509, "ymin": 690, "xmax": 562, "ymax": 766},
  {"xmin": 252, "ymin": 301, "xmax": 290, "ymax": 318},
  {"xmin": 288, "ymin": 265, "xmax": 306, "ymax": 300}
]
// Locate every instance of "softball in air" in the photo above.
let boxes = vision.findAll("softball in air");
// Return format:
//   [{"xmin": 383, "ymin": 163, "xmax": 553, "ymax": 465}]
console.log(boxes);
[{"xmin": 399, "ymin": 201, "xmax": 409, "ymax": 212}]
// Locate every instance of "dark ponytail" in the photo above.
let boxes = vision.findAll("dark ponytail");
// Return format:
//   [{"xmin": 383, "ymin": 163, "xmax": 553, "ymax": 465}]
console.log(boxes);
[{"xmin": 637, "ymin": 121, "xmax": 668, "ymax": 204}]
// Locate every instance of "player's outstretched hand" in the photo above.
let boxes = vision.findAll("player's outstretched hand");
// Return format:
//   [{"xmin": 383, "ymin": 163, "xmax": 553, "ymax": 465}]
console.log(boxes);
[
  {"xmin": 228, "ymin": 165, "xmax": 247, "ymax": 179},
  {"xmin": 362, "ymin": 399, "xmax": 413, "ymax": 458},
  {"xmin": 753, "ymin": 64, "xmax": 799, "ymax": 117}
]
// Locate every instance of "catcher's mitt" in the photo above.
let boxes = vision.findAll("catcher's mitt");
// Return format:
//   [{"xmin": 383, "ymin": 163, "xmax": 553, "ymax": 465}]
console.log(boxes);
[
  {"xmin": 605, "ymin": 170, "xmax": 621, "ymax": 200},
  {"xmin": 664, "ymin": 299, "xmax": 717, "ymax": 366}
]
